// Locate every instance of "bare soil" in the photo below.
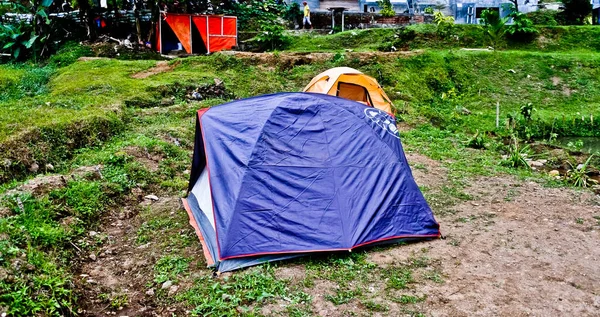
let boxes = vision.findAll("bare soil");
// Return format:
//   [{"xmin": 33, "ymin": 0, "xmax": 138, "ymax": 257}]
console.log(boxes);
[
  {"xmin": 131, "ymin": 61, "xmax": 175, "ymax": 79},
  {"xmin": 220, "ymin": 51, "xmax": 422, "ymax": 69}
]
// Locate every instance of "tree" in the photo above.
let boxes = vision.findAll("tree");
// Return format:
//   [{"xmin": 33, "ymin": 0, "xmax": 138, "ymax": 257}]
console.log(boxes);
[
  {"xmin": 508, "ymin": 0, "xmax": 519, "ymax": 13},
  {"xmin": 561, "ymin": 0, "xmax": 592, "ymax": 24}
]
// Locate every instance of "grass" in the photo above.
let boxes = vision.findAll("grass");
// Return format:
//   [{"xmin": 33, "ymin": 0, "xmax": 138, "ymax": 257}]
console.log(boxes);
[
  {"xmin": 285, "ymin": 24, "xmax": 600, "ymax": 52},
  {"xmin": 3, "ymin": 46, "xmax": 600, "ymax": 182}
]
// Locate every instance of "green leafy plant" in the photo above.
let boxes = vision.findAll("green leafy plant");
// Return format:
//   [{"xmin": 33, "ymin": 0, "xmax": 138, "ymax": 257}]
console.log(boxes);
[
  {"xmin": 520, "ymin": 103, "xmax": 536, "ymax": 121},
  {"xmin": 507, "ymin": 9, "xmax": 538, "ymax": 41},
  {"xmin": 502, "ymin": 136, "xmax": 531, "ymax": 169},
  {"xmin": 254, "ymin": 23, "xmax": 290, "ymax": 51},
  {"xmin": 377, "ymin": 0, "xmax": 396, "ymax": 18},
  {"xmin": 567, "ymin": 139, "xmax": 585, "ymax": 151},
  {"xmin": 434, "ymin": 11, "xmax": 455, "ymax": 38},
  {"xmin": 424, "ymin": 7, "xmax": 435, "ymax": 14},
  {"xmin": 480, "ymin": 9, "xmax": 508, "ymax": 48},
  {"xmin": 566, "ymin": 155, "xmax": 597, "ymax": 187},
  {"xmin": 465, "ymin": 130, "xmax": 488, "ymax": 149},
  {"xmin": 526, "ymin": 10, "xmax": 560, "ymax": 26}
]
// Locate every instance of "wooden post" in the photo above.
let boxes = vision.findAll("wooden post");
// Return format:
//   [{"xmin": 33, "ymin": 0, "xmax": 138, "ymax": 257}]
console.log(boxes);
[{"xmin": 496, "ymin": 102, "xmax": 500, "ymax": 128}]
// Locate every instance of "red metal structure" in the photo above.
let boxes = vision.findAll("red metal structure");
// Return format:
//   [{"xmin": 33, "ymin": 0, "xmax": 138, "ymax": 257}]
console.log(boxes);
[{"xmin": 157, "ymin": 13, "xmax": 237, "ymax": 54}]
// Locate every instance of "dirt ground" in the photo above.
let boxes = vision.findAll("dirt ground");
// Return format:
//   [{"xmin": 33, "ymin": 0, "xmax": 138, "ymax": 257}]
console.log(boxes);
[
  {"xmin": 385, "ymin": 154, "xmax": 600, "ymax": 316},
  {"xmin": 39, "ymin": 152, "xmax": 599, "ymax": 316}
]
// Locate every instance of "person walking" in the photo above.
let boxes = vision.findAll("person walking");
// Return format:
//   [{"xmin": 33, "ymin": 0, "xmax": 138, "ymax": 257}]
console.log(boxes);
[{"xmin": 302, "ymin": 1, "xmax": 313, "ymax": 30}]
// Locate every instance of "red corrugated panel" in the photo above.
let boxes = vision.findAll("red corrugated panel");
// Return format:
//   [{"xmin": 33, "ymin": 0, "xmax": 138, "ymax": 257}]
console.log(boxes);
[
  {"xmin": 208, "ymin": 16, "xmax": 222, "ymax": 35},
  {"xmin": 223, "ymin": 17, "xmax": 237, "ymax": 36},
  {"xmin": 208, "ymin": 37, "xmax": 236, "ymax": 52}
]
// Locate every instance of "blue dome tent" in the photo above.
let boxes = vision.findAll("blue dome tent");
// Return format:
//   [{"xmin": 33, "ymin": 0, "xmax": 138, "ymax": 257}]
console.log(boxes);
[{"xmin": 183, "ymin": 92, "xmax": 440, "ymax": 272}]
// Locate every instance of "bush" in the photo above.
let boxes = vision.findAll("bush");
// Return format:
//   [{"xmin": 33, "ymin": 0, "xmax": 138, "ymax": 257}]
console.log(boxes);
[
  {"xmin": 377, "ymin": 0, "xmax": 396, "ymax": 18},
  {"xmin": 526, "ymin": 10, "xmax": 559, "ymax": 26},
  {"xmin": 507, "ymin": 11, "xmax": 538, "ymax": 42},
  {"xmin": 434, "ymin": 11, "xmax": 455, "ymax": 39}
]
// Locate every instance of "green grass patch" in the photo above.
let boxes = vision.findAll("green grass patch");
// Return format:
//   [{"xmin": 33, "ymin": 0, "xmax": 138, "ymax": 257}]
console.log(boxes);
[
  {"xmin": 0, "ymin": 141, "xmax": 153, "ymax": 315},
  {"xmin": 177, "ymin": 265, "xmax": 292, "ymax": 316},
  {"xmin": 285, "ymin": 25, "xmax": 600, "ymax": 53}
]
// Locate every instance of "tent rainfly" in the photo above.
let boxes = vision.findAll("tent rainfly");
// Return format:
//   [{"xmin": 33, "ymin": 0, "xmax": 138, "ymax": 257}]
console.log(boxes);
[
  {"xmin": 183, "ymin": 92, "xmax": 441, "ymax": 272},
  {"xmin": 157, "ymin": 13, "xmax": 237, "ymax": 54},
  {"xmin": 303, "ymin": 67, "xmax": 395, "ymax": 114}
]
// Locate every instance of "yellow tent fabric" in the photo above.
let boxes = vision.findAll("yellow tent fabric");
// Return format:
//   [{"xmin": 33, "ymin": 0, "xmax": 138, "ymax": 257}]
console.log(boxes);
[{"xmin": 303, "ymin": 67, "xmax": 394, "ymax": 114}]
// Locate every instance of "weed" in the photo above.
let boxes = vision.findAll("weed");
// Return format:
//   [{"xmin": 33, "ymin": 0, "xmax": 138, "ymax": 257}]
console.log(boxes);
[
  {"xmin": 178, "ymin": 266, "xmax": 288, "ymax": 316},
  {"xmin": 325, "ymin": 288, "xmax": 362, "ymax": 305},
  {"xmin": 99, "ymin": 292, "xmax": 129, "ymax": 310},
  {"xmin": 502, "ymin": 136, "xmax": 531, "ymax": 169},
  {"xmin": 153, "ymin": 255, "xmax": 190, "ymax": 284},
  {"xmin": 575, "ymin": 217, "xmax": 584, "ymax": 224},
  {"xmin": 448, "ymin": 238, "xmax": 461, "ymax": 246},
  {"xmin": 385, "ymin": 266, "xmax": 414, "ymax": 289},
  {"xmin": 362, "ymin": 299, "xmax": 389, "ymax": 312},
  {"xmin": 422, "ymin": 270, "xmax": 444, "ymax": 283},
  {"xmin": 391, "ymin": 294, "xmax": 427, "ymax": 304},
  {"xmin": 566, "ymin": 155, "xmax": 597, "ymax": 188},
  {"xmin": 465, "ymin": 130, "xmax": 487, "ymax": 149}
]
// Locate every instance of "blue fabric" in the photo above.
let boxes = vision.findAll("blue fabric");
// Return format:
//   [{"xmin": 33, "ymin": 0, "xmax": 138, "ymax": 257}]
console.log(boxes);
[{"xmin": 198, "ymin": 92, "xmax": 440, "ymax": 261}]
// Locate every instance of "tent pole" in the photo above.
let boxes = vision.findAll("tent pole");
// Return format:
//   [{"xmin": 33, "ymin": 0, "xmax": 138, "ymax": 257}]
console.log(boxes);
[{"xmin": 342, "ymin": 11, "xmax": 345, "ymax": 32}]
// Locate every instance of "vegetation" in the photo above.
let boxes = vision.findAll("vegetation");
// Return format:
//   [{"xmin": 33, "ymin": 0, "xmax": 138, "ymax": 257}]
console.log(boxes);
[
  {"xmin": 377, "ymin": 0, "xmax": 396, "ymax": 18},
  {"xmin": 561, "ymin": 0, "xmax": 593, "ymax": 25},
  {"xmin": 286, "ymin": 25, "xmax": 600, "ymax": 53},
  {"xmin": 567, "ymin": 155, "xmax": 597, "ymax": 187}
]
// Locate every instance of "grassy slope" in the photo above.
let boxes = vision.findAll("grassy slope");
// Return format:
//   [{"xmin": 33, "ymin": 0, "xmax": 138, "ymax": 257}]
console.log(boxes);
[
  {"xmin": 286, "ymin": 25, "xmax": 600, "ymax": 52},
  {"xmin": 2, "ymin": 48, "xmax": 600, "ymax": 181}
]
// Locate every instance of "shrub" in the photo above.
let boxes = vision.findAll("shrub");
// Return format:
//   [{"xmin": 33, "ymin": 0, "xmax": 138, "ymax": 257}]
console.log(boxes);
[
  {"xmin": 507, "ymin": 10, "xmax": 538, "ymax": 42},
  {"xmin": 434, "ymin": 11, "xmax": 455, "ymax": 39},
  {"xmin": 526, "ymin": 10, "xmax": 559, "ymax": 26},
  {"xmin": 377, "ymin": 0, "xmax": 396, "ymax": 18},
  {"xmin": 480, "ymin": 9, "xmax": 508, "ymax": 48},
  {"xmin": 254, "ymin": 23, "xmax": 291, "ymax": 51}
]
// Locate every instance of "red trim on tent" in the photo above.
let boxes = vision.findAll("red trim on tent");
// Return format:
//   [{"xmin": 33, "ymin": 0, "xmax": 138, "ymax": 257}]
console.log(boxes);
[
  {"xmin": 219, "ymin": 233, "xmax": 441, "ymax": 261},
  {"xmin": 182, "ymin": 198, "xmax": 215, "ymax": 266}
]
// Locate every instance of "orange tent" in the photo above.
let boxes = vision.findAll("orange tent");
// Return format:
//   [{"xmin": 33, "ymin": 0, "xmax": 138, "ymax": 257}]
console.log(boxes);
[{"xmin": 303, "ymin": 67, "xmax": 394, "ymax": 114}]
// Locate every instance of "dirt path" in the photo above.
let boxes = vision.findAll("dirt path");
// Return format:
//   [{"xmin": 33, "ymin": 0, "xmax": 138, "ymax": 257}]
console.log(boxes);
[{"xmin": 131, "ymin": 61, "xmax": 175, "ymax": 79}]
